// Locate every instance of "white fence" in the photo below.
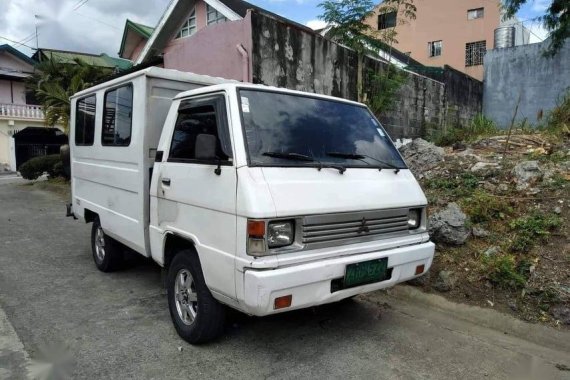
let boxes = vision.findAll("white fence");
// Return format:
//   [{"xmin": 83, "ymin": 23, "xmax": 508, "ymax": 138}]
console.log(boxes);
[{"xmin": 0, "ymin": 103, "xmax": 44, "ymax": 120}]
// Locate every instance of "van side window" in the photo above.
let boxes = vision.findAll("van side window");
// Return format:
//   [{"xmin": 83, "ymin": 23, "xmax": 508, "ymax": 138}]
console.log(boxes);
[
  {"xmin": 75, "ymin": 95, "xmax": 96, "ymax": 146},
  {"xmin": 102, "ymin": 84, "xmax": 133, "ymax": 146},
  {"xmin": 168, "ymin": 97, "xmax": 231, "ymax": 163}
]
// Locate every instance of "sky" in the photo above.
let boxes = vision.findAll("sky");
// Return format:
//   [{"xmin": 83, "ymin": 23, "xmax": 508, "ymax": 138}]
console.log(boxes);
[{"xmin": 0, "ymin": 0, "xmax": 552, "ymax": 58}]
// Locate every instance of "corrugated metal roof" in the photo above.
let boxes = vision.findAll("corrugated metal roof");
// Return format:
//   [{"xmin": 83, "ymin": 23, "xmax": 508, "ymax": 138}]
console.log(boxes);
[{"xmin": 33, "ymin": 49, "xmax": 132, "ymax": 70}]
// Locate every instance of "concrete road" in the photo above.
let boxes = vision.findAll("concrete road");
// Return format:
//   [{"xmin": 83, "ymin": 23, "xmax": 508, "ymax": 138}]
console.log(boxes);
[{"xmin": 1, "ymin": 184, "xmax": 569, "ymax": 380}]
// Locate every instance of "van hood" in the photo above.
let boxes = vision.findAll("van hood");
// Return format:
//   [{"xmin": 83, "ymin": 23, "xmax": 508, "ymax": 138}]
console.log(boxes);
[{"xmin": 259, "ymin": 167, "xmax": 427, "ymax": 217}]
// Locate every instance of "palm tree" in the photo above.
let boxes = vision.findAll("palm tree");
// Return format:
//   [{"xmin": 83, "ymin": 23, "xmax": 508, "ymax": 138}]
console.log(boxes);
[{"xmin": 28, "ymin": 58, "xmax": 112, "ymax": 134}]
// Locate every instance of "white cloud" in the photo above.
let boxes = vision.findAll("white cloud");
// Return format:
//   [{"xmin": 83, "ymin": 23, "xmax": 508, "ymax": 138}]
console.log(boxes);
[
  {"xmin": 306, "ymin": 19, "xmax": 327, "ymax": 30},
  {"xmin": 531, "ymin": 0, "xmax": 550, "ymax": 12},
  {"xmin": 0, "ymin": 0, "xmax": 168, "ymax": 58}
]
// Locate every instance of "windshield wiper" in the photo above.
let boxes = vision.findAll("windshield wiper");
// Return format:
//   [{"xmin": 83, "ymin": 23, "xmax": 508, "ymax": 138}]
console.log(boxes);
[
  {"xmin": 263, "ymin": 151, "xmax": 346, "ymax": 174},
  {"xmin": 326, "ymin": 152, "xmax": 402, "ymax": 174}
]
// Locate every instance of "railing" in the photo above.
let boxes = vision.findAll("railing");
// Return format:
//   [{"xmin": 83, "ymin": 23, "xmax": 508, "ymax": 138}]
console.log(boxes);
[{"xmin": 0, "ymin": 103, "xmax": 45, "ymax": 120}]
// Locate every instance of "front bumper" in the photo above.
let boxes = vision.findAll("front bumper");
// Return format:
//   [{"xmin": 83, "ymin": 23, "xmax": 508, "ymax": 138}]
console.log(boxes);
[{"xmin": 242, "ymin": 241, "xmax": 435, "ymax": 316}]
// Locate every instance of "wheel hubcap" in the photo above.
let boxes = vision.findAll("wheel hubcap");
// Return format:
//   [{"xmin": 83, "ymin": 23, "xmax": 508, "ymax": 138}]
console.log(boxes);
[
  {"xmin": 95, "ymin": 227, "xmax": 106, "ymax": 262},
  {"xmin": 174, "ymin": 269, "xmax": 198, "ymax": 325}
]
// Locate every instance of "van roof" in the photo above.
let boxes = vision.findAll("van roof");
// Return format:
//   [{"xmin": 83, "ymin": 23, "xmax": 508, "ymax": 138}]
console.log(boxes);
[
  {"xmin": 174, "ymin": 83, "xmax": 365, "ymax": 107},
  {"xmin": 71, "ymin": 67, "xmax": 233, "ymax": 99}
]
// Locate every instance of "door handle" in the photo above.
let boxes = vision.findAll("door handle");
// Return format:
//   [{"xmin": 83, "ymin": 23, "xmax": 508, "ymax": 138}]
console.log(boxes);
[{"xmin": 161, "ymin": 178, "xmax": 171, "ymax": 186}]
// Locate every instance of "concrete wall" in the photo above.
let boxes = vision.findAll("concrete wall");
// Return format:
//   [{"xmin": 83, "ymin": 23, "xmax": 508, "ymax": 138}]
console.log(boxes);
[
  {"xmin": 443, "ymin": 65, "xmax": 483, "ymax": 126},
  {"xmin": 483, "ymin": 39, "xmax": 570, "ymax": 128}
]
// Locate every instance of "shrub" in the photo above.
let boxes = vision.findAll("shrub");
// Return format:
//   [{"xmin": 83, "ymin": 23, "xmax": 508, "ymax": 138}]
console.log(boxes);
[
  {"xmin": 509, "ymin": 213, "xmax": 562, "ymax": 252},
  {"xmin": 482, "ymin": 254, "xmax": 528, "ymax": 289},
  {"xmin": 424, "ymin": 172, "xmax": 481, "ymax": 197},
  {"xmin": 19, "ymin": 154, "xmax": 62, "ymax": 180},
  {"xmin": 461, "ymin": 190, "xmax": 513, "ymax": 223},
  {"xmin": 543, "ymin": 89, "xmax": 570, "ymax": 136},
  {"xmin": 427, "ymin": 114, "xmax": 497, "ymax": 146}
]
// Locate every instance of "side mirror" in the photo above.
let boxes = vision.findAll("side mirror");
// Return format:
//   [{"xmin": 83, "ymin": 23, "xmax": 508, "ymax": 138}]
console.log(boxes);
[{"xmin": 195, "ymin": 134, "xmax": 217, "ymax": 160}]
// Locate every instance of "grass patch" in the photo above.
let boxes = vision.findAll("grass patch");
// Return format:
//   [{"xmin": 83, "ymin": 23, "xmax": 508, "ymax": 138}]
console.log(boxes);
[
  {"xmin": 427, "ymin": 114, "xmax": 498, "ymax": 146},
  {"xmin": 509, "ymin": 212, "xmax": 562, "ymax": 253},
  {"xmin": 423, "ymin": 172, "xmax": 481, "ymax": 198},
  {"xmin": 541, "ymin": 90, "xmax": 570, "ymax": 137},
  {"xmin": 481, "ymin": 254, "xmax": 528, "ymax": 289},
  {"xmin": 540, "ymin": 173, "xmax": 568, "ymax": 190},
  {"xmin": 461, "ymin": 190, "xmax": 513, "ymax": 223}
]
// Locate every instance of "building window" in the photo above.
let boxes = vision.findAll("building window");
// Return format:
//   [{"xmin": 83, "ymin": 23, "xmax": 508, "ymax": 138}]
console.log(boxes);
[
  {"xmin": 207, "ymin": 5, "xmax": 227, "ymax": 25},
  {"xmin": 102, "ymin": 84, "xmax": 133, "ymax": 146},
  {"xmin": 467, "ymin": 8, "xmax": 484, "ymax": 20},
  {"xmin": 75, "ymin": 95, "xmax": 96, "ymax": 146},
  {"xmin": 378, "ymin": 11, "xmax": 397, "ymax": 30},
  {"xmin": 176, "ymin": 9, "xmax": 196, "ymax": 38},
  {"xmin": 428, "ymin": 41, "xmax": 442, "ymax": 57},
  {"xmin": 465, "ymin": 41, "xmax": 486, "ymax": 66}
]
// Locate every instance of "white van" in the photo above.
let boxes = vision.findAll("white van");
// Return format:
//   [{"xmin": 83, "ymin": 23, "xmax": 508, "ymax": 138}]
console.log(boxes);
[{"xmin": 69, "ymin": 67, "xmax": 434, "ymax": 343}]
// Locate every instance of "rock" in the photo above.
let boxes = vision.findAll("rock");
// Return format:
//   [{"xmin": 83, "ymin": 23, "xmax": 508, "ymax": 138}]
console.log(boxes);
[
  {"xmin": 512, "ymin": 161, "xmax": 543, "ymax": 190},
  {"xmin": 470, "ymin": 162, "xmax": 500, "ymax": 173},
  {"xmin": 483, "ymin": 246, "xmax": 500, "ymax": 257},
  {"xmin": 452, "ymin": 142, "xmax": 467, "ymax": 151},
  {"xmin": 408, "ymin": 271, "xmax": 431, "ymax": 287},
  {"xmin": 483, "ymin": 182, "xmax": 497, "ymax": 192},
  {"xmin": 498, "ymin": 183, "xmax": 509, "ymax": 193},
  {"xmin": 399, "ymin": 139, "xmax": 445, "ymax": 177},
  {"xmin": 554, "ymin": 206, "xmax": 562, "ymax": 214},
  {"xmin": 508, "ymin": 301, "xmax": 518, "ymax": 312},
  {"xmin": 429, "ymin": 203, "xmax": 471, "ymax": 245},
  {"xmin": 434, "ymin": 270, "xmax": 456, "ymax": 292},
  {"xmin": 550, "ymin": 305, "xmax": 570, "ymax": 325},
  {"xmin": 473, "ymin": 227, "xmax": 490, "ymax": 238}
]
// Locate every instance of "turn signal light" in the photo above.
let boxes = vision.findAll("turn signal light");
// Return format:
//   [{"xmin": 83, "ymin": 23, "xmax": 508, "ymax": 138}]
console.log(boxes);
[
  {"xmin": 415, "ymin": 264, "xmax": 425, "ymax": 275},
  {"xmin": 247, "ymin": 220, "xmax": 265, "ymax": 238},
  {"xmin": 274, "ymin": 295, "xmax": 292, "ymax": 310}
]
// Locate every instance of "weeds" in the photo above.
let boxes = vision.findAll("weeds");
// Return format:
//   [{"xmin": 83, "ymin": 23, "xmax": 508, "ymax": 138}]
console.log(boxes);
[
  {"xmin": 481, "ymin": 254, "xmax": 528, "ymax": 289},
  {"xmin": 423, "ymin": 173, "xmax": 481, "ymax": 197},
  {"xmin": 461, "ymin": 190, "xmax": 513, "ymax": 223},
  {"xmin": 427, "ymin": 114, "xmax": 498, "ymax": 146},
  {"xmin": 509, "ymin": 213, "xmax": 562, "ymax": 252},
  {"xmin": 541, "ymin": 89, "xmax": 570, "ymax": 137},
  {"xmin": 541, "ymin": 173, "xmax": 568, "ymax": 190}
]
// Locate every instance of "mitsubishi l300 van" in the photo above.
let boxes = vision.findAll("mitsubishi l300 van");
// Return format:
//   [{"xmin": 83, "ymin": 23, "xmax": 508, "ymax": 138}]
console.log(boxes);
[{"xmin": 69, "ymin": 67, "xmax": 434, "ymax": 343}]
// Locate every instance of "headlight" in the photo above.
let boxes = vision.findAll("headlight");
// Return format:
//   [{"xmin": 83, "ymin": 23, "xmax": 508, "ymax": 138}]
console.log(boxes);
[
  {"xmin": 408, "ymin": 209, "xmax": 422, "ymax": 230},
  {"xmin": 267, "ymin": 221, "xmax": 295, "ymax": 248}
]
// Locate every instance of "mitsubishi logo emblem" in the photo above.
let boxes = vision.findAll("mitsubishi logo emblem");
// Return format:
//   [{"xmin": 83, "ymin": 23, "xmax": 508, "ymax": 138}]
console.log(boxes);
[{"xmin": 358, "ymin": 217, "xmax": 370, "ymax": 234}]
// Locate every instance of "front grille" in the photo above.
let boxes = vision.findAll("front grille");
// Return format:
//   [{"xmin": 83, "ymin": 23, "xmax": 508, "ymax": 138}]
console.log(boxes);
[{"xmin": 302, "ymin": 208, "xmax": 410, "ymax": 248}]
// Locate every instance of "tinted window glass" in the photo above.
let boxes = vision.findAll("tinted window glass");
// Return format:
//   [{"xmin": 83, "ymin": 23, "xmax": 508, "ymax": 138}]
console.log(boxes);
[
  {"xmin": 239, "ymin": 90, "xmax": 406, "ymax": 169},
  {"xmin": 75, "ymin": 95, "xmax": 96, "ymax": 146},
  {"xmin": 102, "ymin": 85, "xmax": 133, "ymax": 146},
  {"xmin": 169, "ymin": 103, "xmax": 229, "ymax": 162},
  {"xmin": 378, "ymin": 11, "xmax": 397, "ymax": 30}
]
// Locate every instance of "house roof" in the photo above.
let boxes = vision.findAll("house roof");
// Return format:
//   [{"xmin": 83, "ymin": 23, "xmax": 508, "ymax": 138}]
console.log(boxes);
[
  {"xmin": 136, "ymin": 0, "xmax": 314, "ymax": 64},
  {"xmin": 0, "ymin": 44, "xmax": 37, "ymax": 66},
  {"xmin": 31, "ymin": 48, "xmax": 132, "ymax": 70},
  {"xmin": 118, "ymin": 19, "xmax": 155, "ymax": 59}
]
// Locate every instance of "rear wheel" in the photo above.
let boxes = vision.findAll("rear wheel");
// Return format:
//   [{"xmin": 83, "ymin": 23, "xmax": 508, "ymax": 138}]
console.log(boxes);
[
  {"xmin": 167, "ymin": 250, "xmax": 225, "ymax": 344},
  {"xmin": 91, "ymin": 218, "xmax": 122, "ymax": 272}
]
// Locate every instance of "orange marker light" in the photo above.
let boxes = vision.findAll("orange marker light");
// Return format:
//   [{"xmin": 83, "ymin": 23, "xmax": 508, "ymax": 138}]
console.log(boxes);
[
  {"xmin": 415, "ymin": 264, "xmax": 425, "ymax": 275},
  {"xmin": 247, "ymin": 220, "xmax": 265, "ymax": 238},
  {"xmin": 274, "ymin": 295, "xmax": 292, "ymax": 310}
]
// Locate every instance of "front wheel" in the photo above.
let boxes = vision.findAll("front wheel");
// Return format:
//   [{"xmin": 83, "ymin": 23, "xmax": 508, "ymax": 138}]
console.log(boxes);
[{"xmin": 167, "ymin": 250, "xmax": 225, "ymax": 344}]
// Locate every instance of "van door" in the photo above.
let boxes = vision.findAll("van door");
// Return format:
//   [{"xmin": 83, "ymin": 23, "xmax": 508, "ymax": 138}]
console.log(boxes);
[{"xmin": 151, "ymin": 94, "xmax": 237, "ymax": 300}]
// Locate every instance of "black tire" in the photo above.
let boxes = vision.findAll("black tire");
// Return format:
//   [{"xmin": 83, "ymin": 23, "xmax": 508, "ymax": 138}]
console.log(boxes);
[
  {"xmin": 167, "ymin": 250, "xmax": 225, "ymax": 344},
  {"xmin": 91, "ymin": 217, "xmax": 123, "ymax": 272}
]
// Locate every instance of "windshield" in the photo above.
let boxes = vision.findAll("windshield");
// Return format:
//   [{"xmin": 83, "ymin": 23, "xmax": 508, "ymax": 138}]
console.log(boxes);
[{"xmin": 238, "ymin": 90, "xmax": 407, "ymax": 169}]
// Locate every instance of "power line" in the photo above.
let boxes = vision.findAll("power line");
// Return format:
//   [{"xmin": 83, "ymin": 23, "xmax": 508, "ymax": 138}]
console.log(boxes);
[
  {"xmin": 73, "ymin": 0, "xmax": 90, "ymax": 11},
  {"xmin": 0, "ymin": 34, "xmax": 37, "ymax": 49},
  {"xmin": 75, "ymin": 12, "xmax": 121, "ymax": 30}
]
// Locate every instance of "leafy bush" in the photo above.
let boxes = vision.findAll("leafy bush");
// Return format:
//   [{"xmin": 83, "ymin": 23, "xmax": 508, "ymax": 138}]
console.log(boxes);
[
  {"xmin": 427, "ymin": 114, "xmax": 497, "ymax": 146},
  {"xmin": 482, "ymin": 254, "xmax": 528, "ymax": 289},
  {"xmin": 543, "ymin": 89, "xmax": 570, "ymax": 136},
  {"xmin": 509, "ymin": 213, "xmax": 562, "ymax": 252},
  {"xmin": 424, "ymin": 172, "xmax": 481, "ymax": 197},
  {"xmin": 19, "ymin": 154, "xmax": 62, "ymax": 180},
  {"xmin": 461, "ymin": 190, "xmax": 513, "ymax": 223}
]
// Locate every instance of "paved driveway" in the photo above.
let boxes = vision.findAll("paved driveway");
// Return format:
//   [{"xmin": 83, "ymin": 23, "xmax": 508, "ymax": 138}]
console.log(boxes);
[{"xmin": 0, "ymin": 183, "xmax": 569, "ymax": 379}]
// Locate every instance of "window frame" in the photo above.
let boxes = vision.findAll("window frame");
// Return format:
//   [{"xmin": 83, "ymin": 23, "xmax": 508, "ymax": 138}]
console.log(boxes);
[
  {"xmin": 465, "ymin": 40, "xmax": 486, "ymax": 67},
  {"xmin": 378, "ymin": 11, "xmax": 397, "ymax": 30},
  {"xmin": 467, "ymin": 8, "xmax": 485, "ymax": 20},
  {"xmin": 101, "ymin": 83, "xmax": 134, "ymax": 147},
  {"xmin": 206, "ymin": 5, "xmax": 228, "ymax": 25},
  {"xmin": 428, "ymin": 40, "xmax": 443, "ymax": 57},
  {"xmin": 175, "ymin": 8, "xmax": 197, "ymax": 39},
  {"xmin": 75, "ymin": 94, "xmax": 97, "ymax": 146},
  {"xmin": 166, "ymin": 93, "xmax": 233, "ymax": 166}
]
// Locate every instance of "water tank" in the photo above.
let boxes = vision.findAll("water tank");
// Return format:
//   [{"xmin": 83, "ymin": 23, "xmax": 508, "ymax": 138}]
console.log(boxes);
[{"xmin": 494, "ymin": 27, "xmax": 516, "ymax": 49}]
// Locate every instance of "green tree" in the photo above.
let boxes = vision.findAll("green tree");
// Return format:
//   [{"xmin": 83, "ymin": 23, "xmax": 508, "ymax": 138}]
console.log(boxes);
[
  {"xmin": 28, "ymin": 59, "xmax": 112, "ymax": 133},
  {"xmin": 318, "ymin": 0, "xmax": 415, "ymax": 106},
  {"xmin": 502, "ymin": 0, "xmax": 569, "ymax": 56}
]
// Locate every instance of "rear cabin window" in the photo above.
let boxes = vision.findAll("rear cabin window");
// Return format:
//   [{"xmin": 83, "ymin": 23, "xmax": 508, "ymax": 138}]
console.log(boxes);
[
  {"xmin": 75, "ymin": 95, "xmax": 96, "ymax": 146},
  {"xmin": 102, "ymin": 85, "xmax": 133, "ymax": 146},
  {"xmin": 169, "ymin": 103, "xmax": 229, "ymax": 162}
]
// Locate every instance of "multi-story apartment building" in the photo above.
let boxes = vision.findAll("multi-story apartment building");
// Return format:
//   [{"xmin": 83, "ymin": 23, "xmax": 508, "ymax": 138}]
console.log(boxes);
[{"xmin": 364, "ymin": 0, "xmax": 530, "ymax": 80}]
